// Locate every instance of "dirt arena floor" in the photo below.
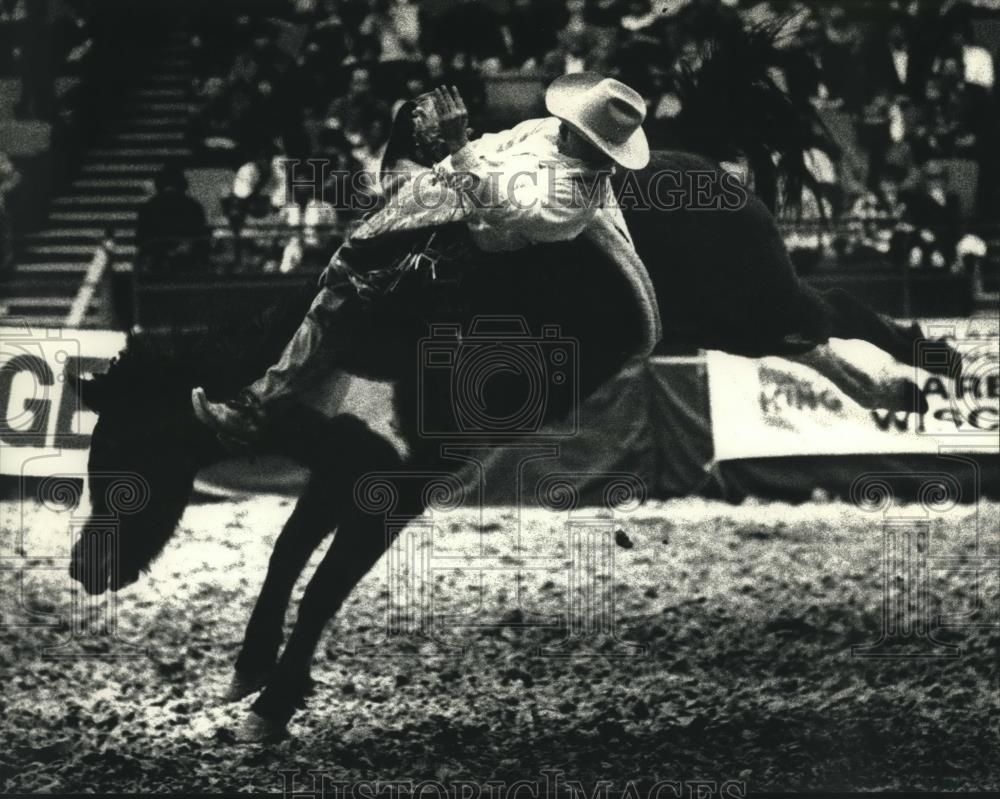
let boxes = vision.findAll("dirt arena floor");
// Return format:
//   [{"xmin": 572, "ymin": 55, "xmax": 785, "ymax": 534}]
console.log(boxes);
[{"xmin": 1, "ymin": 493, "xmax": 997, "ymax": 793}]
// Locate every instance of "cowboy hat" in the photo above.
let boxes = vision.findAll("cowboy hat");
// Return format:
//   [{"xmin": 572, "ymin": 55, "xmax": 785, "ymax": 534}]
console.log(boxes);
[{"xmin": 545, "ymin": 72, "xmax": 650, "ymax": 170}]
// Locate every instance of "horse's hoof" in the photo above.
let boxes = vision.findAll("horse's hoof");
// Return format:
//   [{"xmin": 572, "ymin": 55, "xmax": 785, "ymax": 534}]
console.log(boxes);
[
  {"xmin": 223, "ymin": 670, "xmax": 269, "ymax": 703},
  {"xmin": 235, "ymin": 711, "xmax": 289, "ymax": 743}
]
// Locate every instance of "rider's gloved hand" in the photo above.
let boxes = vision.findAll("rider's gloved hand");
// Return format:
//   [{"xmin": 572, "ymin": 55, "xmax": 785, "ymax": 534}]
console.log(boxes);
[{"xmin": 432, "ymin": 85, "xmax": 470, "ymax": 154}]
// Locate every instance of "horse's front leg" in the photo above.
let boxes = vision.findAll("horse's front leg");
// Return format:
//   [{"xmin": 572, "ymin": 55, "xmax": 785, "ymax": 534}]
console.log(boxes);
[
  {"xmin": 240, "ymin": 503, "xmax": 418, "ymax": 740},
  {"xmin": 225, "ymin": 477, "xmax": 340, "ymax": 702}
]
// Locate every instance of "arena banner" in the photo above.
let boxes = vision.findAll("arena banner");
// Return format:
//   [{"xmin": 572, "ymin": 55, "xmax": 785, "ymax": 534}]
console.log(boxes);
[
  {"xmin": 0, "ymin": 327, "xmax": 126, "ymax": 477},
  {"xmin": 706, "ymin": 320, "xmax": 999, "ymax": 461}
]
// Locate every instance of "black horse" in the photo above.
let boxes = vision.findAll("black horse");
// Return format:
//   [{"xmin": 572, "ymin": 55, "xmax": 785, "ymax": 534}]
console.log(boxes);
[{"xmin": 66, "ymin": 151, "xmax": 942, "ymax": 741}]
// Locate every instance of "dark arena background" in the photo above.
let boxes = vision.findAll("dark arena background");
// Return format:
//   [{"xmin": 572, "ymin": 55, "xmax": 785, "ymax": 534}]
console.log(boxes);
[{"xmin": 0, "ymin": 0, "xmax": 998, "ymax": 796}]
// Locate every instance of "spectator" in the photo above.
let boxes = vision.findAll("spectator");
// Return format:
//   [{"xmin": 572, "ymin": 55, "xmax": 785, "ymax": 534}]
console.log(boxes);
[
  {"xmin": 621, "ymin": 0, "xmax": 660, "ymax": 33},
  {"xmin": 909, "ymin": 75, "xmax": 965, "ymax": 162},
  {"xmin": 0, "ymin": 152, "xmax": 20, "ymax": 280},
  {"xmin": 230, "ymin": 142, "xmax": 289, "ymax": 216},
  {"xmin": 188, "ymin": 50, "xmax": 263, "ymax": 161},
  {"xmin": 348, "ymin": 112, "xmax": 391, "ymax": 204},
  {"xmin": 554, "ymin": 0, "xmax": 614, "ymax": 74},
  {"xmin": 846, "ymin": 170, "xmax": 909, "ymax": 264},
  {"xmin": 424, "ymin": 0, "xmax": 507, "ymax": 66},
  {"xmin": 671, "ymin": 0, "xmax": 742, "ymax": 48},
  {"xmin": 135, "ymin": 166, "xmax": 209, "ymax": 273},
  {"xmin": 814, "ymin": 5, "xmax": 866, "ymax": 110},
  {"xmin": 325, "ymin": 65, "xmax": 384, "ymax": 135},
  {"xmin": 900, "ymin": 161, "xmax": 963, "ymax": 270},
  {"xmin": 359, "ymin": 0, "xmax": 420, "ymax": 64},
  {"xmin": 857, "ymin": 93, "xmax": 897, "ymax": 184},
  {"xmin": 13, "ymin": 0, "xmax": 54, "ymax": 119},
  {"xmin": 863, "ymin": 20, "xmax": 919, "ymax": 103},
  {"xmin": 504, "ymin": 0, "xmax": 566, "ymax": 70},
  {"xmin": 588, "ymin": 0, "xmax": 629, "ymax": 30},
  {"xmin": 801, "ymin": 146, "xmax": 842, "ymax": 218},
  {"xmin": 939, "ymin": 7, "xmax": 995, "ymax": 91},
  {"xmin": 276, "ymin": 184, "xmax": 339, "ymax": 274}
]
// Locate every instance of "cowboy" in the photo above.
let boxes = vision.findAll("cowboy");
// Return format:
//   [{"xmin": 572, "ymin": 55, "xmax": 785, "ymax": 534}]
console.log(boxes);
[{"xmin": 191, "ymin": 73, "xmax": 650, "ymax": 441}]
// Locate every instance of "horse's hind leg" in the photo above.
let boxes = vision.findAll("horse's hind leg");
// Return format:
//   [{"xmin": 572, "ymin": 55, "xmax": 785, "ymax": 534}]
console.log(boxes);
[
  {"xmin": 225, "ymin": 476, "xmax": 339, "ymax": 702},
  {"xmin": 241, "ymin": 500, "xmax": 420, "ymax": 740},
  {"xmin": 822, "ymin": 288, "xmax": 961, "ymax": 376},
  {"xmin": 821, "ymin": 288, "xmax": 919, "ymax": 360},
  {"xmin": 787, "ymin": 344, "xmax": 927, "ymax": 414}
]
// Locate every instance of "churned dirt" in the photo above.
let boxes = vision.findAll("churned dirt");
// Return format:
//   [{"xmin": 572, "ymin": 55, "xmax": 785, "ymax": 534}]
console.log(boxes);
[{"xmin": 1, "ymin": 493, "xmax": 997, "ymax": 793}]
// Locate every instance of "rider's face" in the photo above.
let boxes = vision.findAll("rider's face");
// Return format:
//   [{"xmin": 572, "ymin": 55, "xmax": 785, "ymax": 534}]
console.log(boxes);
[{"xmin": 557, "ymin": 122, "xmax": 611, "ymax": 168}]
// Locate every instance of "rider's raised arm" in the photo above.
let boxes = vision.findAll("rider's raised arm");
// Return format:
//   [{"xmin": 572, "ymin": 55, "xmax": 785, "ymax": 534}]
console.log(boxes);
[{"xmin": 437, "ymin": 118, "xmax": 553, "ymax": 175}]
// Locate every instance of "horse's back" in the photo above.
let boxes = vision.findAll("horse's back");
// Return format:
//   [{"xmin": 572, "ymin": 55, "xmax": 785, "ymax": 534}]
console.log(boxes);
[{"xmin": 620, "ymin": 150, "xmax": 832, "ymax": 353}]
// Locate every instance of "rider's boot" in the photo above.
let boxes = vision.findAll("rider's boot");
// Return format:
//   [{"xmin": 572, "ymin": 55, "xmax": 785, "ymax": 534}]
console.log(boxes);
[
  {"xmin": 191, "ymin": 387, "xmax": 264, "ymax": 444},
  {"xmin": 190, "ymin": 278, "xmax": 354, "ymax": 444}
]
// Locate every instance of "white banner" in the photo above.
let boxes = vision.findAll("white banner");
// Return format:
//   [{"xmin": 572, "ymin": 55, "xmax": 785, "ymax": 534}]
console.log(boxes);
[
  {"xmin": 707, "ymin": 319, "xmax": 999, "ymax": 461},
  {"xmin": 0, "ymin": 327, "xmax": 126, "ymax": 477}
]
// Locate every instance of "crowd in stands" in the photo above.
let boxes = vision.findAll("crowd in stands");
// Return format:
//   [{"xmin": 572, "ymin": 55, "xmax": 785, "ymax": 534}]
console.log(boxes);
[
  {"xmin": 161, "ymin": 0, "xmax": 1000, "ymax": 279},
  {"xmin": 8, "ymin": 0, "xmax": 984, "ymax": 283}
]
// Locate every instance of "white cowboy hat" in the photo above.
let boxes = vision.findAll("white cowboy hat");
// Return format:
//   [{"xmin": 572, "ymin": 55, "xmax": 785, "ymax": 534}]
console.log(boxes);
[{"xmin": 545, "ymin": 72, "xmax": 650, "ymax": 170}]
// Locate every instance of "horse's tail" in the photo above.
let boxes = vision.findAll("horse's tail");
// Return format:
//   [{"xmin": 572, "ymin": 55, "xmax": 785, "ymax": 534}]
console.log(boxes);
[{"xmin": 670, "ymin": 15, "xmax": 838, "ymax": 215}]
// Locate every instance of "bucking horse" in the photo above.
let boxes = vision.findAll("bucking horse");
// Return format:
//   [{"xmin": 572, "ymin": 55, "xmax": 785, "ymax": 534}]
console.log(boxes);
[{"xmin": 66, "ymin": 29, "xmax": 957, "ymax": 741}]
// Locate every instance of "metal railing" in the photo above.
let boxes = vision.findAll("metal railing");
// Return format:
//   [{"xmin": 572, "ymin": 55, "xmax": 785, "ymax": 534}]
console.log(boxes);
[{"xmin": 65, "ymin": 237, "xmax": 114, "ymax": 327}]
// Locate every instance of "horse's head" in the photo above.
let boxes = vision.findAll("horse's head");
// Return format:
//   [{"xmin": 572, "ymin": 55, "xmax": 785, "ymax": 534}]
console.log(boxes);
[{"xmin": 67, "ymin": 350, "xmax": 210, "ymax": 594}]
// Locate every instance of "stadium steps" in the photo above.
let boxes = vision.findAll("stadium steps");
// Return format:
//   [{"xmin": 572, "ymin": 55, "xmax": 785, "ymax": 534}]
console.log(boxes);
[
  {"xmin": 20, "ymin": 244, "xmax": 136, "ymax": 261},
  {"xmin": 50, "ymin": 210, "xmax": 142, "ymax": 226},
  {"xmin": 1, "ymin": 277, "xmax": 83, "ymax": 298},
  {"xmin": 16, "ymin": 262, "xmax": 90, "ymax": 276},
  {"xmin": 0, "ymin": 296, "xmax": 74, "ymax": 317},
  {"xmin": 1, "ymin": 29, "xmax": 195, "ymax": 330},
  {"xmin": 65, "ymin": 180, "xmax": 150, "ymax": 197},
  {"xmin": 86, "ymin": 147, "xmax": 190, "ymax": 162},
  {"xmin": 113, "ymin": 117, "xmax": 188, "ymax": 131},
  {"xmin": 10, "ymin": 264, "xmax": 91, "ymax": 297},
  {"xmin": 51, "ymin": 194, "xmax": 153, "ymax": 211},
  {"xmin": 0, "ymin": 312, "xmax": 81, "ymax": 330},
  {"xmin": 107, "ymin": 131, "xmax": 187, "ymax": 145},
  {"xmin": 128, "ymin": 88, "xmax": 188, "ymax": 100},
  {"xmin": 25, "ymin": 228, "xmax": 111, "ymax": 242},
  {"xmin": 79, "ymin": 162, "xmax": 163, "ymax": 176},
  {"xmin": 118, "ymin": 102, "xmax": 194, "ymax": 115}
]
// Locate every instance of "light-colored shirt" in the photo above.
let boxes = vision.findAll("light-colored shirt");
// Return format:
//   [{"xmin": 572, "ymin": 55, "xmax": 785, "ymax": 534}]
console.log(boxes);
[
  {"xmin": 360, "ymin": 2, "xmax": 420, "ymax": 62},
  {"xmin": 964, "ymin": 45, "xmax": 995, "ymax": 89},
  {"xmin": 233, "ymin": 157, "xmax": 287, "ymax": 208},
  {"xmin": 892, "ymin": 48, "xmax": 908, "ymax": 86},
  {"xmin": 437, "ymin": 117, "xmax": 630, "ymax": 252}
]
